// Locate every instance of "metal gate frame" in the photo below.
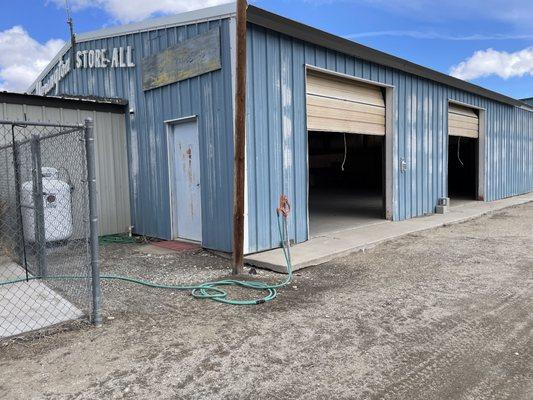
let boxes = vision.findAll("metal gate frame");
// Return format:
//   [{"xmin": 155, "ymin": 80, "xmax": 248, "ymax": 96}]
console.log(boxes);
[{"xmin": 0, "ymin": 118, "xmax": 101, "ymax": 339}]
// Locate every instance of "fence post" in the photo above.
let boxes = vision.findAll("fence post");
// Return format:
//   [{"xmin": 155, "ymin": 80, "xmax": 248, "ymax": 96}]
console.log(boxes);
[
  {"xmin": 30, "ymin": 134, "xmax": 47, "ymax": 277},
  {"xmin": 84, "ymin": 118, "xmax": 102, "ymax": 327},
  {"xmin": 11, "ymin": 126, "xmax": 28, "ymax": 277}
]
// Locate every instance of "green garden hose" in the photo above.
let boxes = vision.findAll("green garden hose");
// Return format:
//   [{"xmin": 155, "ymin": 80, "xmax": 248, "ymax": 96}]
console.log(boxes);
[
  {"xmin": 99, "ymin": 234, "xmax": 137, "ymax": 246},
  {"xmin": 0, "ymin": 212, "xmax": 293, "ymax": 306}
]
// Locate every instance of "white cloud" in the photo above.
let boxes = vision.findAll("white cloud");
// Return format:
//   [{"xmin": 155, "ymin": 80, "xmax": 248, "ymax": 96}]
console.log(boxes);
[
  {"xmin": 449, "ymin": 47, "xmax": 533, "ymax": 80},
  {"xmin": 51, "ymin": 0, "xmax": 233, "ymax": 23},
  {"xmin": 0, "ymin": 26, "xmax": 65, "ymax": 92},
  {"xmin": 0, "ymin": 2, "xmax": 233, "ymax": 91}
]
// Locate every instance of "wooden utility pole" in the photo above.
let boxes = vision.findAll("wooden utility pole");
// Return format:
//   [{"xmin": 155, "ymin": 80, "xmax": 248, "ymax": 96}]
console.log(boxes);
[{"xmin": 232, "ymin": 0, "xmax": 247, "ymax": 275}]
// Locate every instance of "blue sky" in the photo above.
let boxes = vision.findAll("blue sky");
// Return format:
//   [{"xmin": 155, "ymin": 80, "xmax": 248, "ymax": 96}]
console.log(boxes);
[{"xmin": 0, "ymin": 0, "xmax": 531, "ymax": 99}]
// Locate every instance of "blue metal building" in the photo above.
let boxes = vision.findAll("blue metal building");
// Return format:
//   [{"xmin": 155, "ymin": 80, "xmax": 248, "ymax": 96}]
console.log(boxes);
[
  {"xmin": 30, "ymin": 4, "xmax": 237, "ymax": 252},
  {"xmin": 29, "ymin": 3, "xmax": 533, "ymax": 254}
]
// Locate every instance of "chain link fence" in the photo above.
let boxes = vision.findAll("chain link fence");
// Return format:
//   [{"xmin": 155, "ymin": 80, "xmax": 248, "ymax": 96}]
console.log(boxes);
[{"xmin": 0, "ymin": 119, "xmax": 101, "ymax": 340}]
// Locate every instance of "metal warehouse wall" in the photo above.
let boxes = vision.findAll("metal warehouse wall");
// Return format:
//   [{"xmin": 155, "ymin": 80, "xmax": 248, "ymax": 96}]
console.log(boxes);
[
  {"xmin": 245, "ymin": 23, "xmax": 533, "ymax": 253},
  {"xmin": 40, "ymin": 18, "xmax": 235, "ymax": 251},
  {"xmin": 0, "ymin": 101, "xmax": 131, "ymax": 236}
]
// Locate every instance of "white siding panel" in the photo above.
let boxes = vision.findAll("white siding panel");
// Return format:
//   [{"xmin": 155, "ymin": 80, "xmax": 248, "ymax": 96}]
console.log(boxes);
[{"xmin": 0, "ymin": 102, "xmax": 130, "ymax": 236}]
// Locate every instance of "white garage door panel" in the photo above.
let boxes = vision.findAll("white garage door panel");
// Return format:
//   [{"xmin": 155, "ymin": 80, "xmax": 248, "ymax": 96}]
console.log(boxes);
[
  {"xmin": 448, "ymin": 104, "xmax": 479, "ymax": 139},
  {"xmin": 307, "ymin": 116, "xmax": 386, "ymax": 136},
  {"xmin": 307, "ymin": 95, "xmax": 385, "ymax": 118},
  {"xmin": 306, "ymin": 72, "xmax": 386, "ymax": 136},
  {"xmin": 307, "ymin": 74, "xmax": 385, "ymax": 107},
  {"xmin": 307, "ymin": 104, "xmax": 385, "ymax": 125}
]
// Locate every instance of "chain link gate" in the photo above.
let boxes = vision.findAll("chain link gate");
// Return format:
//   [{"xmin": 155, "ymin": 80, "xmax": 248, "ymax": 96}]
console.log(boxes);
[{"xmin": 0, "ymin": 119, "xmax": 101, "ymax": 340}]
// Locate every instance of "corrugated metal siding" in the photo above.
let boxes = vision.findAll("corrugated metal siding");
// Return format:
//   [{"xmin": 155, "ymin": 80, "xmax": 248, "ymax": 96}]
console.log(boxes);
[
  {"xmin": 41, "ymin": 18, "xmax": 235, "ymax": 251},
  {"xmin": 0, "ymin": 101, "xmax": 130, "ymax": 236},
  {"xmin": 245, "ymin": 23, "xmax": 533, "ymax": 253}
]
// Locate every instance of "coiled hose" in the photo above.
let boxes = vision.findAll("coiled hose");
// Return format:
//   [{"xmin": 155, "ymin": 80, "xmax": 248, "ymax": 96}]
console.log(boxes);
[{"xmin": 0, "ymin": 207, "xmax": 293, "ymax": 306}]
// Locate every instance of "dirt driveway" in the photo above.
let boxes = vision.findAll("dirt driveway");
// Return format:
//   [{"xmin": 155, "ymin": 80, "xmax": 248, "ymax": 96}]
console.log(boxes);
[{"xmin": 1, "ymin": 203, "xmax": 532, "ymax": 400}]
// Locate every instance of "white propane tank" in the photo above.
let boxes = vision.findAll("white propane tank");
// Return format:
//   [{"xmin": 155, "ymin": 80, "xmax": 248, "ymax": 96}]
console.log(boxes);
[{"xmin": 21, "ymin": 167, "xmax": 73, "ymax": 242}]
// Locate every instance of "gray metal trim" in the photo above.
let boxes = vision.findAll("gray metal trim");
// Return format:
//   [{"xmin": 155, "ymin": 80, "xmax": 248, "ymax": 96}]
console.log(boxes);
[
  {"xmin": 77, "ymin": 3, "xmax": 236, "ymax": 42},
  {"xmin": 247, "ymin": 5, "xmax": 530, "ymax": 110},
  {"xmin": 0, "ymin": 92, "xmax": 127, "ymax": 113},
  {"xmin": 306, "ymin": 64, "xmax": 394, "ymax": 88},
  {"xmin": 478, "ymin": 109, "xmax": 487, "ymax": 201},
  {"xmin": 385, "ymin": 86, "xmax": 395, "ymax": 220},
  {"xmin": 163, "ymin": 115, "xmax": 198, "ymax": 124},
  {"xmin": 448, "ymin": 98, "xmax": 487, "ymax": 111}
]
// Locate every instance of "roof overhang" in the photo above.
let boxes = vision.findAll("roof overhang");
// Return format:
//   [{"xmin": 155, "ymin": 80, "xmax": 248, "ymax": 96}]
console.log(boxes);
[
  {"xmin": 247, "ymin": 5, "xmax": 532, "ymax": 111},
  {"xmin": 0, "ymin": 91, "xmax": 127, "ymax": 113},
  {"xmin": 27, "ymin": 2, "xmax": 533, "ymax": 112}
]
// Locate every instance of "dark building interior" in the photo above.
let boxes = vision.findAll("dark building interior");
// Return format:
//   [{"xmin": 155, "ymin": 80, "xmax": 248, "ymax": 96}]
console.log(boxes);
[
  {"xmin": 308, "ymin": 132, "xmax": 384, "ymax": 236},
  {"xmin": 448, "ymin": 136, "xmax": 478, "ymax": 201}
]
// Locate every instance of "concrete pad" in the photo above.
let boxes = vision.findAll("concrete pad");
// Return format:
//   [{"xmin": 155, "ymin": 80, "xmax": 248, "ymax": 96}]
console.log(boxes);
[
  {"xmin": 309, "ymin": 189, "xmax": 383, "ymax": 236},
  {"xmin": 245, "ymin": 193, "xmax": 533, "ymax": 273},
  {"xmin": 0, "ymin": 259, "xmax": 83, "ymax": 339}
]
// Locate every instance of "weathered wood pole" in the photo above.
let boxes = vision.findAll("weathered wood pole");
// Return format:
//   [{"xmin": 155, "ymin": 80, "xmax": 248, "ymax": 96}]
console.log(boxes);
[{"xmin": 232, "ymin": 0, "xmax": 248, "ymax": 275}]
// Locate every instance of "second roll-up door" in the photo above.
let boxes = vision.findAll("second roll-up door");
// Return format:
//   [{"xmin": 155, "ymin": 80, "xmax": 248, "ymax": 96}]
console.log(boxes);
[
  {"xmin": 448, "ymin": 103, "xmax": 479, "ymax": 138},
  {"xmin": 306, "ymin": 71, "xmax": 386, "ymax": 136}
]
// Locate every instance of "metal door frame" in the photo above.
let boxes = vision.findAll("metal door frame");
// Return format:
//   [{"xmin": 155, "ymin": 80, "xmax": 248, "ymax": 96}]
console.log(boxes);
[
  {"xmin": 165, "ymin": 115, "xmax": 202, "ymax": 243},
  {"xmin": 446, "ymin": 100, "xmax": 486, "ymax": 201},
  {"xmin": 303, "ymin": 65, "xmax": 395, "ymax": 240}
]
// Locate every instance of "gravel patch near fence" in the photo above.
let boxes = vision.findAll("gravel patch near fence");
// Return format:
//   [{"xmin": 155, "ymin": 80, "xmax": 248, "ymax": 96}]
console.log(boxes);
[{"xmin": 0, "ymin": 202, "xmax": 532, "ymax": 399}]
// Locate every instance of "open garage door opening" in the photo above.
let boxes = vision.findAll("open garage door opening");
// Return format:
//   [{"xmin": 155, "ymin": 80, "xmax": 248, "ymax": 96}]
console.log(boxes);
[
  {"xmin": 308, "ymin": 132, "xmax": 385, "ymax": 236},
  {"xmin": 306, "ymin": 69, "xmax": 387, "ymax": 237},
  {"xmin": 448, "ymin": 103, "xmax": 480, "ymax": 206}
]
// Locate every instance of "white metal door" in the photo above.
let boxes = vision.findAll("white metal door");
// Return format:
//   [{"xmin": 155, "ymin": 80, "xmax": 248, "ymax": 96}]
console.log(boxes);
[{"xmin": 170, "ymin": 120, "xmax": 202, "ymax": 242}]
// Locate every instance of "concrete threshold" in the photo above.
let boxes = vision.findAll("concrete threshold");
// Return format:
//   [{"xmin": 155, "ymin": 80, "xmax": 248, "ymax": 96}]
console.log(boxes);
[{"xmin": 245, "ymin": 192, "xmax": 533, "ymax": 273}]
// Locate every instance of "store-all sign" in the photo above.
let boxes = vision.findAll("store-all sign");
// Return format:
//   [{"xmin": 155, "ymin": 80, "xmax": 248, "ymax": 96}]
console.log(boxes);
[
  {"xmin": 36, "ymin": 58, "xmax": 71, "ymax": 96},
  {"xmin": 75, "ymin": 46, "xmax": 135, "ymax": 69},
  {"xmin": 36, "ymin": 46, "xmax": 135, "ymax": 95}
]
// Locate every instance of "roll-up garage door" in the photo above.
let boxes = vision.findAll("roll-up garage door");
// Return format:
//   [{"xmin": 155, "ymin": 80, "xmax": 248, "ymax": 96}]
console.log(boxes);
[
  {"xmin": 306, "ymin": 71, "xmax": 386, "ymax": 136},
  {"xmin": 448, "ymin": 103, "xmax": 479, "ymax": 138}
]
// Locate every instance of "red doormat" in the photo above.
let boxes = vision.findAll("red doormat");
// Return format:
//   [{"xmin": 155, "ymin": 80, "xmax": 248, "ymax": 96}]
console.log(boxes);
[{"xmin": 152, "ymin": 240, "xmax": 200, "ymax": 251}]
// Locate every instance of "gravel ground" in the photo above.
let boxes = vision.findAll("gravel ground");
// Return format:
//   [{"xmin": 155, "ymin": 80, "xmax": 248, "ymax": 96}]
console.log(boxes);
[{"xmin": 0, "ymin": 202, "xmax": 532, "ymax": 400}]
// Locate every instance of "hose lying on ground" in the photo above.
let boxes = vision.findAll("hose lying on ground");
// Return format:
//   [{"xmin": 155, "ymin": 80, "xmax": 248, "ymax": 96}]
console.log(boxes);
[{"xmin": 0, "ymin": 201, "xmax": 293, "ymax": 306}]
